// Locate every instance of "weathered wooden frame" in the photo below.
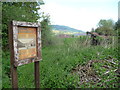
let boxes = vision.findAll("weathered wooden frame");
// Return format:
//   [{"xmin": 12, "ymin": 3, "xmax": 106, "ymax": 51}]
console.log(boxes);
[{"xmin": 9, "ymin": 20, "xmax": 42, "ymax": 67}]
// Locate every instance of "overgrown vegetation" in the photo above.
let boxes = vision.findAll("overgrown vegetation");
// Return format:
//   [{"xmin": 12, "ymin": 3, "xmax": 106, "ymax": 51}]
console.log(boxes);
[
  {"xmin": 2, "ymin": 37, "xmax": 119, "ymax": 88},
  {"xmin": 41, "ymin": 15, "xmax": 62, "ymax": 47}
]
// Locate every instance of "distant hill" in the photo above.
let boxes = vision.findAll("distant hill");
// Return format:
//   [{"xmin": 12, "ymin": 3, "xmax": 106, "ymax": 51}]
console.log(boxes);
[{"xmin": 51, "ymin": 25, "xmax": 85, "ymax": 33}]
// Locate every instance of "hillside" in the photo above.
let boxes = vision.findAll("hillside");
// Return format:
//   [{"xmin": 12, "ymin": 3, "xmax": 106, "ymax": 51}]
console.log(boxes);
[{"xmin": 51, "ymin": 25, "xmax": 84, "ymax": 33}]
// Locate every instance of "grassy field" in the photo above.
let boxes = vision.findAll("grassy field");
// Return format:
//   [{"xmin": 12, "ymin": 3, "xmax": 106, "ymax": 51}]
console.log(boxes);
[{"xmin": 2, "ymin": 36, "xmax": 119, "ymax": 88}]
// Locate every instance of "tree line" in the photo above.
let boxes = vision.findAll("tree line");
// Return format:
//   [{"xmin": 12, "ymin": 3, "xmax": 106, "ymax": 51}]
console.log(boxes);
[
  {"xmin": 2, "ymin": 2, "xmax": 53, "ymax": 49},
  {"xmin": 91, "ymin": 19, "xmax": 119, "ymax": 36}
]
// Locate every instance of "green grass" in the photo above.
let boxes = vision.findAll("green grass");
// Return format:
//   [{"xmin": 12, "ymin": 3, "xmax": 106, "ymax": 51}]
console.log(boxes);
[{"xmin": 2, "ymin": 37, "xmax": 119, "ymax": 88}]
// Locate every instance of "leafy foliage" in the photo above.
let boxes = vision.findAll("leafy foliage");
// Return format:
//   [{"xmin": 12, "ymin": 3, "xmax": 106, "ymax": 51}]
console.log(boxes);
[
  {"xmin": 95, "ymin": 19, "xmax": 115, "ymax": 36},
  {"xmin": 41, "ymin": 14, "xmax": 63, "ymax": 47},
  {"xmin": 2, "ymin": 2, "xmax": 56, "ymax": 49},
  {"xmin": 2, "ymin": 2, "xmax": 40, "ymax": 48},
  {"xmin": 41, "ymin": 15, "xmax": 54, "ymax": 46}
]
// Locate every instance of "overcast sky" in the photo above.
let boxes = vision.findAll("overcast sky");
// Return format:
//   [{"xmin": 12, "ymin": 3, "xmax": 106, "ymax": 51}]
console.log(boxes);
[{"xmin": 40, "ymin": 0, "xmax": 119, "ymax": 32}]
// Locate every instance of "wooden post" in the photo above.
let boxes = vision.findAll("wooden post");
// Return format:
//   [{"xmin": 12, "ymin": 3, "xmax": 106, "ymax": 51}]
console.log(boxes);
[
  {"xmin": 9, "ymin": 21, "xmax": 18, "ymax": 89},
  {"xmin": 34, "ymin": 61, "xmax": 40, "ymax": 88},
  {"xmin": 11, "ymin": 66, "xmax": 18, "ymax": 89}
]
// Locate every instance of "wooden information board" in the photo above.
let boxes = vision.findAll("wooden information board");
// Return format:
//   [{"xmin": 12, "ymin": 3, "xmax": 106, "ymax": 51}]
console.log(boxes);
[
  {"xmin": 9, "ymin": 21, "xmax": 42, "ymax": 88},
  {"xmin": 9, "ymin": 21, "xmax": 42, "ymax": 67}
]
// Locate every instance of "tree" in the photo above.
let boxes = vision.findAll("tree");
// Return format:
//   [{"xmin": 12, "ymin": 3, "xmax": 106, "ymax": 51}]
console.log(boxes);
[
  {"xmin": 114, "ymin": 20, "xmax": 120, "ymax": 36},
  {"xmin": 41, "ymin": 13, "xmax": 55, "ymax": 46},
  {"xmin": 2, "ymin": 2, "xmax": 40, "ymax": 48},
  {"xmin": 95, "ymin": 19, "xmax": 115, "ymax": 36},
  {"xmin": 115, "ymin": 20, "xmax": 120, "ymax": 30}
]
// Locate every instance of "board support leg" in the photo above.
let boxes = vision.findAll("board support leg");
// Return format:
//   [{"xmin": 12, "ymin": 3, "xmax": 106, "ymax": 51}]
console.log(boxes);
[
  {"xmin": 11, "ymin": 65, "xmax": 18, "ymax": 89},
  {"xmin": 34, "ymin": 61, "xmax": 40, "ymax": 89}
]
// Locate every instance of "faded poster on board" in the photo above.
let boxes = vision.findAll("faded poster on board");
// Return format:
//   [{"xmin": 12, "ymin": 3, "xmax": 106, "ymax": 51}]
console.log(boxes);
[{"xmin": 17, "ymin": 27, "xmax": 37, "ymax": 60}]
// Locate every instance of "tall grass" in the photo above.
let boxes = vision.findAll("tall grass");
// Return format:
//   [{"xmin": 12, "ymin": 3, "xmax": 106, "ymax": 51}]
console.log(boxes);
[{"xmin": 2, "ymin": 36, "xmax": 118, "ymax": 88}]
